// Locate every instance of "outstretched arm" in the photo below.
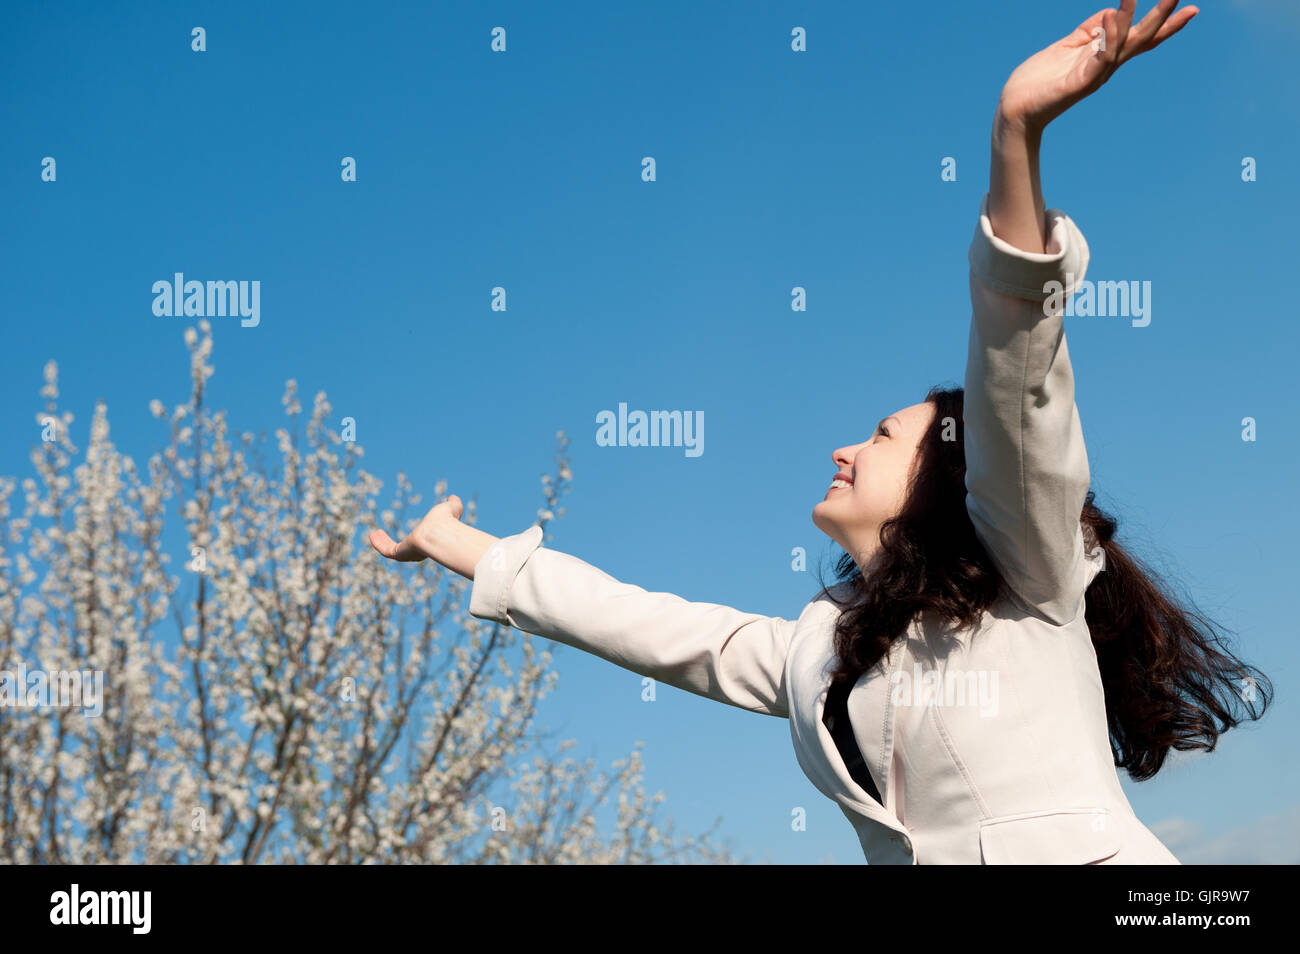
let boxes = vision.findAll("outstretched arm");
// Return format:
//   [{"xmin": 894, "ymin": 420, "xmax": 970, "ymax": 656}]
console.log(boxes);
[
  {"xmin": 964, "ymin": 1, "xmax": 1197, "ymax": 623},
  {"xmin": 369, "ymin": 498, "xmax": 797, "ymax": 717}
]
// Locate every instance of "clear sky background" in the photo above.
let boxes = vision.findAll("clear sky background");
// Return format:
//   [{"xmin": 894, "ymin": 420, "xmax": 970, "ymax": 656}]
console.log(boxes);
[{"xmin": 2, "ymin": 0, "xmax": 1297, "ymax": 863}]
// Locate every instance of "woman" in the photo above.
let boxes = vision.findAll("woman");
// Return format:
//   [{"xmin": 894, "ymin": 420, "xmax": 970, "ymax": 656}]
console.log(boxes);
[{"xmin": 371, "ymin": 0, "xmax": 1272, "ymax": 864}]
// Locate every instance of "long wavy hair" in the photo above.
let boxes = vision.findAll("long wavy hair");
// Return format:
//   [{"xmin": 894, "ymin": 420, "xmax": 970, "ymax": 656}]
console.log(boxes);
[{"xmin": 821, "ymin": 384, "xmax": 1272, "ymax": 781}]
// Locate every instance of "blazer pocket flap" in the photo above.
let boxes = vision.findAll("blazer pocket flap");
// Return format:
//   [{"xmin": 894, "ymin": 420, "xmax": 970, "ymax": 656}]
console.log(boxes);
[{"xmin": 979, "ymin": 808, "xmax": 1120, "ymax": 865}]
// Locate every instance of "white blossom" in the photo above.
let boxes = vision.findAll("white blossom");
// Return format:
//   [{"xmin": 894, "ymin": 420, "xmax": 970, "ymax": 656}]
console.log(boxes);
[{"xmin": 0, "ymin": 324, "xmax": 735, "ymax": 864}]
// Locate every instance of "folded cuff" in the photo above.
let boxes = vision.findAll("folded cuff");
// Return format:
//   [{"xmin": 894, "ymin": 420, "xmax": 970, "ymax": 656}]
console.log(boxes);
[
  {"xmin": 469, "ymin": 524, "xmax": 546, "ymax": 625},
  {"xmin": 968, "ymin": 192, "xmax": 1089, "ymax": 302}
]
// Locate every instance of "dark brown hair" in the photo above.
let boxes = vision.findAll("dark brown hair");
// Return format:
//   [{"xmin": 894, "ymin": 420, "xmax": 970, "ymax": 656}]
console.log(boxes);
[{"xmin": 821, "ymin": 385, "xmax": 1271, "ymax": 781}]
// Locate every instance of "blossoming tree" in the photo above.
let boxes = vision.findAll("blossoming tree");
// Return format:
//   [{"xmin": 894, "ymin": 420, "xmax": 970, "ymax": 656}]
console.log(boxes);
[{"xmin": 0, "ymin": 320, "xmax": 738, "ymax": 864}]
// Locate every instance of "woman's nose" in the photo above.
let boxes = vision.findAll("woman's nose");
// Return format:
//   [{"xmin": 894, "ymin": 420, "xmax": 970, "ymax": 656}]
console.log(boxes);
[{"xmin": 832, "ymin": 444, "xmax": 860, "ymax": 466}]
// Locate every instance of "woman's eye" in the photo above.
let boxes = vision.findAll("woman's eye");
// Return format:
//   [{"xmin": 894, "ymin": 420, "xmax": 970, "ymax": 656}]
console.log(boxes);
[{"xmin": 879, "ymin": 427, "xmax": 889, "ymax": 438}]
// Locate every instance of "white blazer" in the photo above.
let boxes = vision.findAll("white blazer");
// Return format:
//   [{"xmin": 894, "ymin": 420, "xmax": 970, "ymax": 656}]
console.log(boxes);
[{"xmin": 469, "ymin": 194, "xmax": 1180, "ymax": 865}]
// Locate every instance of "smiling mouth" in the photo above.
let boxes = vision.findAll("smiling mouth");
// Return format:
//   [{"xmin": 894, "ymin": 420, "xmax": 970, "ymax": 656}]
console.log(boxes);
[{"xmin": 829, "ymin": 478, "xmax": 852, "ymax": 491}]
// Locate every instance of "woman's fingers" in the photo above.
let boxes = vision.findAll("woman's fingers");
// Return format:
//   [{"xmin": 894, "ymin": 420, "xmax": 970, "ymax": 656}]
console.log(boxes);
[
  {"xmin": 1105, "ymin": 0, "xmax": 1136, "ymax": 65},
  {"xmin": 370, "ymin": 493, "xmax": 467, "ymax": 563},
  {"xmin": 1138, "ymin": 5, "xmax": 1197, "ymax": 54},
  {"xmin": 1125, "ymin": 0, "xmax": 1179, "ymax": 50},
  {"xmin": 368, "ymin": 528, "xmax": 400, "ymax": 559},
  {"xmin": 1120, "ymin": 1, "xmax": 1198, "ymax": 63},
  {"xmin": 1104, "ymin": 10, "xmax": 1120, "ymax": 65},
  {"xmin": 368, "ymin": 528, "xmax": 423, "ymax": 562},
  {"xmin": 1117, "ymin": 0, "xmax": 1137, "ymax": 43}
]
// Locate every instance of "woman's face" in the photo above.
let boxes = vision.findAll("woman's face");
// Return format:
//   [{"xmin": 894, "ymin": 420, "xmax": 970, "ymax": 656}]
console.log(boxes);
[{"xmin": 812, "ymin": 401, "xmax": 936, "ymax": 564}]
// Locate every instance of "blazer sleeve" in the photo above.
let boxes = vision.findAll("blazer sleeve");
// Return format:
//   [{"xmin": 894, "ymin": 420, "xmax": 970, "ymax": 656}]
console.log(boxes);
[
  {"xmin": 964, "ymin": 192, "xmax": 1095, "ymax": 625},
  {"xmin": 468, "ymin": 525, "xmax": 798, "ymax": 718}
]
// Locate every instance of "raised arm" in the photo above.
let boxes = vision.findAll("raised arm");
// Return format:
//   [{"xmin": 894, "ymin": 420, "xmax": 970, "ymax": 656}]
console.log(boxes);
[
  {"xmin": 964, "ymin": 1, "xmax": 1197, "ymax": 623},
  {"xmin": 965, "ymin": 192, "xmax": 1093, "ymax": 624},
  {"xmin": 369, "ymin": 498, "xmax": 797, "ymax": 717}
]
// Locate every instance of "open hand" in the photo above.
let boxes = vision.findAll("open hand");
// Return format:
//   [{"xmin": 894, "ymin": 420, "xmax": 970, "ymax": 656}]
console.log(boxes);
[
  {"xmin": 369, "ymin": 494, "xmax": 467, "ymax": 563},
  {"xmin": 998, "ymin": 0, "xmax": 1198, "ymax": 132}
]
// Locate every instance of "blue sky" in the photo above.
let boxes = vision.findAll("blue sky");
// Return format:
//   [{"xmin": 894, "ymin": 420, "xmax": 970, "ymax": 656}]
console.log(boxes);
[{"xmin": 2, "ymin": 0, "xmax": 1297, "ymax": 863}]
